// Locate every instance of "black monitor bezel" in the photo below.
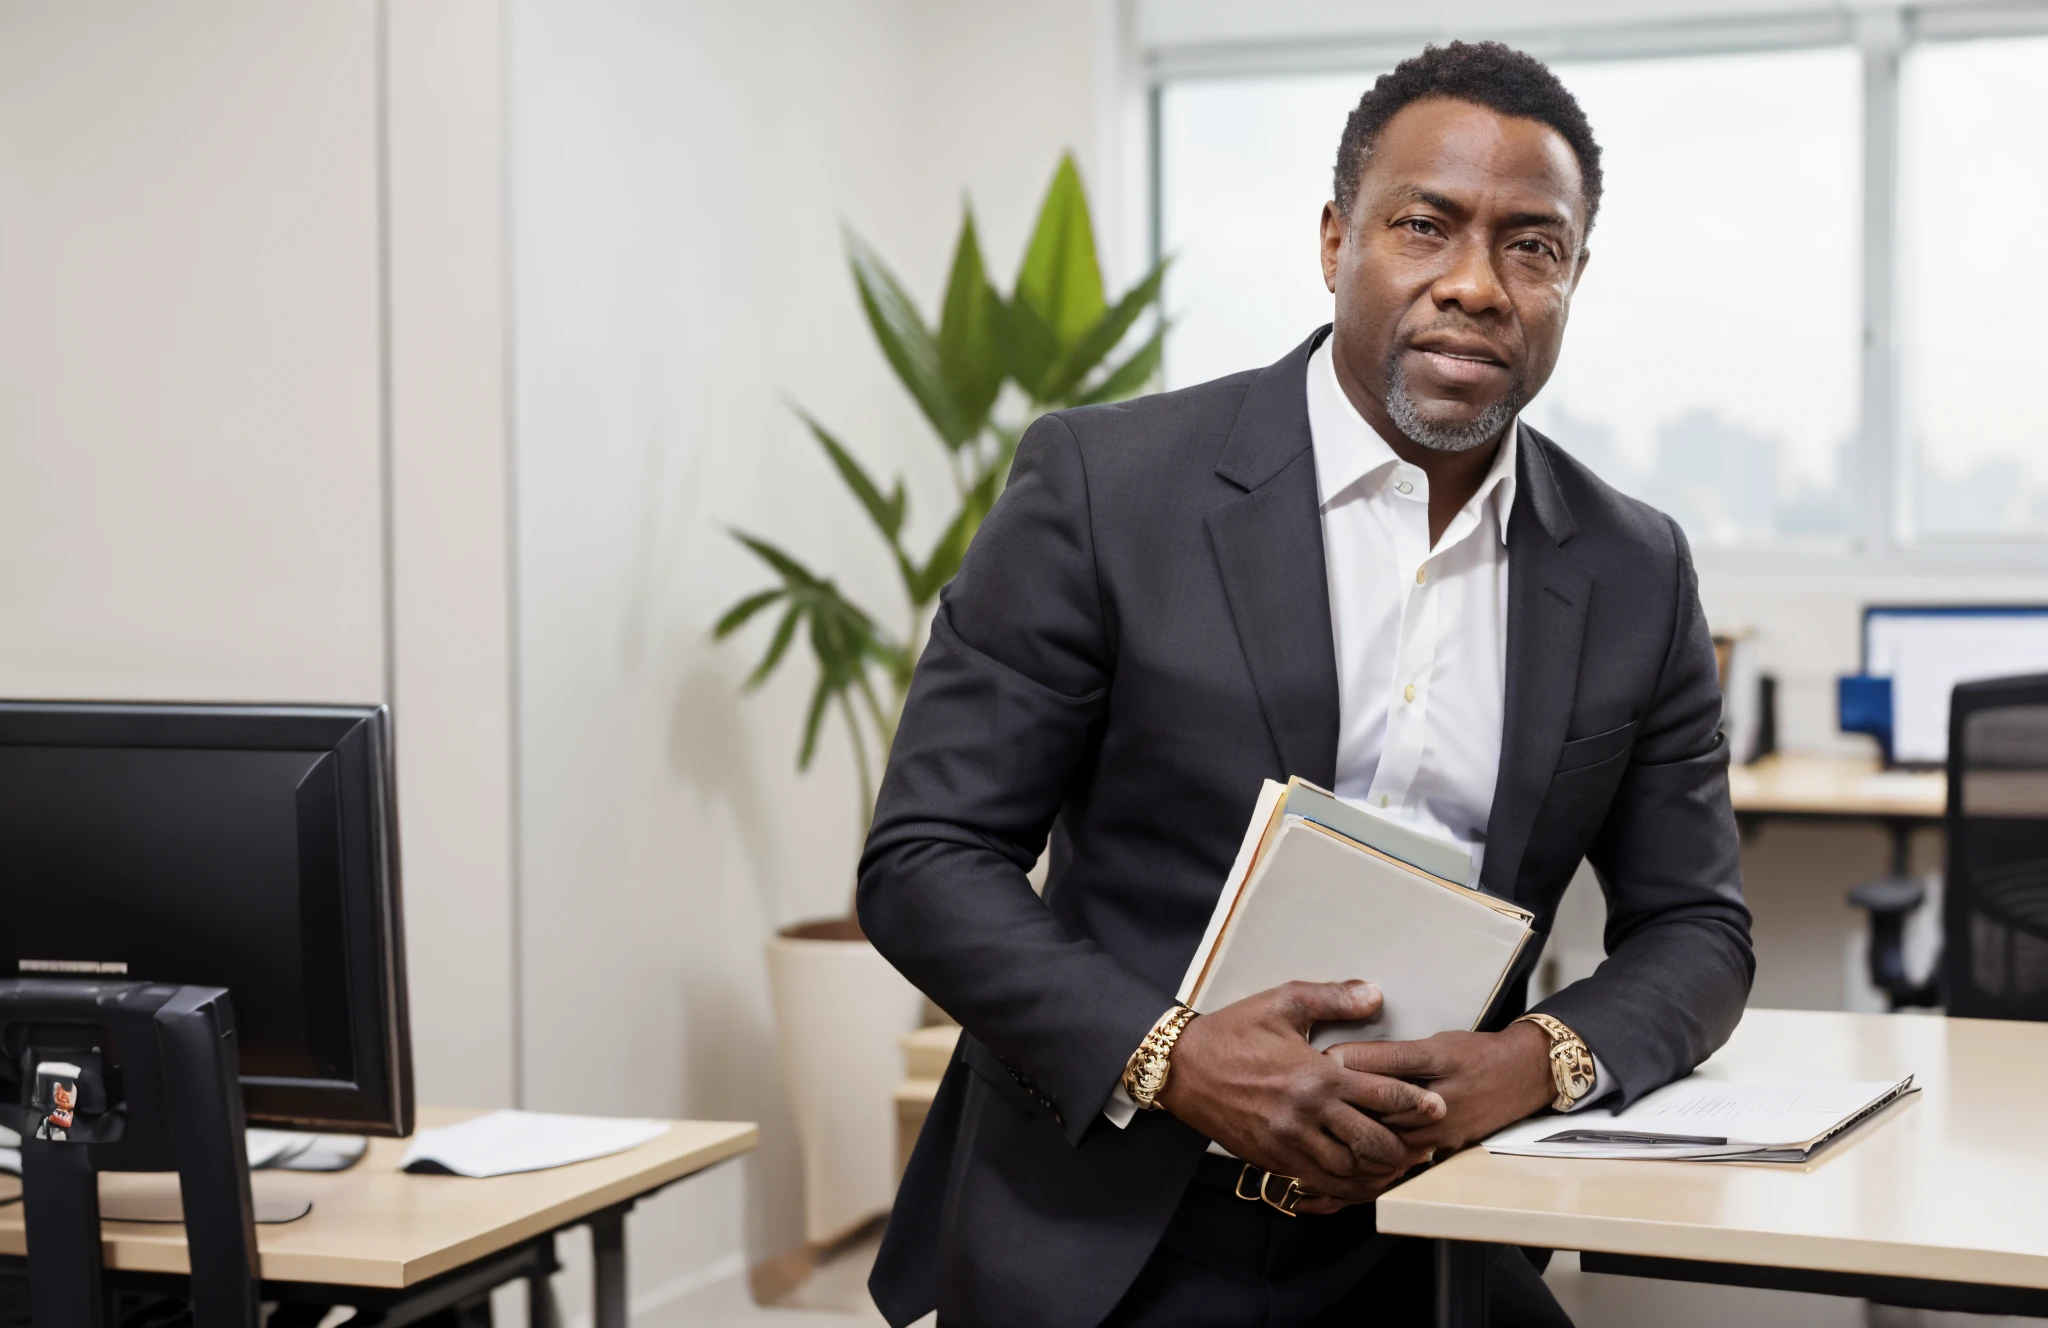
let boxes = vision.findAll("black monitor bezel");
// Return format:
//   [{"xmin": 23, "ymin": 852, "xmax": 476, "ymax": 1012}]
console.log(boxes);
[{"xmin": 0, "ymin": 700, "xmax": 414, "ymax": 1137}]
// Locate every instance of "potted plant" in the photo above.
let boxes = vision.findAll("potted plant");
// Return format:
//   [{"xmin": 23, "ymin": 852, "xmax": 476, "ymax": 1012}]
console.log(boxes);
[{"xmin": 716, "ymin": 154, "xmax": 1167, "ymax": 1248}]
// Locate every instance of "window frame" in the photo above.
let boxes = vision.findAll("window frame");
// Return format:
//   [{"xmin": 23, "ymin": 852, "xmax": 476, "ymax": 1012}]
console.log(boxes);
[{"xmin": 1136, "ymin": 1, "xmax": 2048, "ymax": 573}]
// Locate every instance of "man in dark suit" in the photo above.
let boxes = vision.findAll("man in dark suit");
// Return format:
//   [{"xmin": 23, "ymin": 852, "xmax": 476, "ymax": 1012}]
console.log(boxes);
[{"xmin": 858, "ymin": 39, "xmax": 1753, "ymax": 1328}]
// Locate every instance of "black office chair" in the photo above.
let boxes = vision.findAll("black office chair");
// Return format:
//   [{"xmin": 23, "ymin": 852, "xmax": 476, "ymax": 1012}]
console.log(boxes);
[{"xmin": 1851, "ymin": 673, "xmax": 2048, "ymax": 1017}]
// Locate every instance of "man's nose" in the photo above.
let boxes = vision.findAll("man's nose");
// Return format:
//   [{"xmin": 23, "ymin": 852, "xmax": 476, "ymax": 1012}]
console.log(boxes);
[{"xmin": 1431, "ymin": 237, "xmax": 1509, "ymax": 317}]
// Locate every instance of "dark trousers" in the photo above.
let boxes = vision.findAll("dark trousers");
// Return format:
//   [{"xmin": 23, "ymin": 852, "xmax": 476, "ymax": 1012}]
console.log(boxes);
[{"xmin": 1098, "ymin": 1170, "xmax": 1575, "ymax": 1328}]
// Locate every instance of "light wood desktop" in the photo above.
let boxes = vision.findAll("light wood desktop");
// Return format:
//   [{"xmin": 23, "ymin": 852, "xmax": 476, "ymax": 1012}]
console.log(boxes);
[
  {"xmin": 1728, "ymin": 752, "xmax": 1945, "ymax": 821},
  {"xmin": 1729, "ymin": 751, "xmax": 1946, "ymax": 880},
  {"xmin": 1378, "ymin": 1008, "xmax": 2048, "ymax": 1322},
  {"xmin": 0, "ymin": 1108, "xmax": 756, "ymax": 1320}
]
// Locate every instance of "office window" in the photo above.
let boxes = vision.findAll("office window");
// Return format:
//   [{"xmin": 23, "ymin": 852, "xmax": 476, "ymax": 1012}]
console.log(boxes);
[
  {"xmin": 1900, "ymin": 36, "xmax": 2048, "ymax": 539},
  {"xmin": 1157, "ymin": 48, "xmax": 1863, "ymax": 549},
  {"xmin": 1527, "ymin": 49, "xmax": 1862, "ymax": 546},
  {"xmin": 1158, "ymin": 73, "xmax": 1362, "ymax": 389}
]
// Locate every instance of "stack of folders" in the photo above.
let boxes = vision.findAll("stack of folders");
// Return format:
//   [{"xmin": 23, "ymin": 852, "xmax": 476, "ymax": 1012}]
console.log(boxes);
[
  {"xmin": 1178, "ymin": 777, "xmax": 1537, "ymax": 1049},
  {"xmin": 1482, "ymin": 1076, "xmax": 1918, "ymax": 1163}
]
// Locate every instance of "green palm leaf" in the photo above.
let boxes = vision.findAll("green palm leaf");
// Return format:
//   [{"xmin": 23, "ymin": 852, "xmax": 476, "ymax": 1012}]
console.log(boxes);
[
  {"xmin": 848, "ymin": 230, "xmax": 975, "ymax": 448},
  {"xmin": 1073, "ymin": 322, "xmax": 1167, "ymax": 406},
  {"xmin": 713, "ymin": 587, "xmax": 784, "ymax": 639},
  {"xmin": 1013, "ymin": 154, "xmax": 1106, "ymax": 348},
  {"xmin": 1041, "ymin": 257, "xmax": 1169, "ymax": 405},
  {"xmin": 935, "ymin": 207, "xmax": 1005, "ymax": 431},
  {"xmin": 797, "ymin": 673, "xmax": 836, "ymax": 770},
  {"xmin": 798, "ymin": 409, "xmax": 905, "ymax": 541},
  {"xmin": 746, "ymin": 603, "xmax": 803, "ymax": 688}
]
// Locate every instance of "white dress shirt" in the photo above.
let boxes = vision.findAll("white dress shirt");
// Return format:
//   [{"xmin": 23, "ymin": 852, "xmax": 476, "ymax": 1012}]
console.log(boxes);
[
  {"xmin": 1105, "ymin": 335, "xmax": 1600, "ymax": 1131},
  {"xmin": 1310, "ymin": 338, "xmax": 1514, "ymax": 872}
]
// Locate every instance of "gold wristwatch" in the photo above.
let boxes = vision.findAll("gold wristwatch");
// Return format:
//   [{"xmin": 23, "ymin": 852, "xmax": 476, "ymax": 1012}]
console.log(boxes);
[
  {"xmin": 1122, "ymin": 1004, "xmax": 1199, "ymax": 1110},
  {"xmin": 1515, "ymin": 1012, "xmax": 1597, "ymax": 1111}
]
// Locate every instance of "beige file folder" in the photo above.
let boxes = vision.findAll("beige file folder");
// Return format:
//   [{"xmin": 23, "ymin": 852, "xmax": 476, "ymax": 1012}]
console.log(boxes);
[{"xmin": 1179, "ymin": 779, "xmax": 1536, "ymax": 1050}]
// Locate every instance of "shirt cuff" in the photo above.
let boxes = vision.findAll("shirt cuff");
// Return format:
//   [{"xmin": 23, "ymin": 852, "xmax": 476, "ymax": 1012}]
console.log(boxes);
[
  {"xmin": 1561, "ymin": 1049, "xmax": 1614, "ymax": 1111},
  {"xmin": 1104, "ymin": 1003, "xmax": 1183, "ymax": 1128}
]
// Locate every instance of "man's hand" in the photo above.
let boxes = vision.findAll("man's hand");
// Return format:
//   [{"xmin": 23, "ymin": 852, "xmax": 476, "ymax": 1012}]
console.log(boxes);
[
  {"xmin": 1157, "ymin": 980, "xmax": 1447, "ymax": 1215},
  {"xmin": 1332, "ymin": 1021, "xmax": 1556, "ymax": 1157}
]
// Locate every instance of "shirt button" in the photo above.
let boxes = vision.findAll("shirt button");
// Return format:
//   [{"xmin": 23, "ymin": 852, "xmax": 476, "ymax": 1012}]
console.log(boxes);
[
  {"xmin": 1416, "ymin": 567, "xmax": 1427, "ymax": 585},
  {"xmin": 1380, "ymin": 794, "xmax": 1390, "ymax": 807},
  {"xmin": 1404, "ymin": 684, "xmax": 1416, "ymax": 703},
  {"xmin": 1395, "ymin": 480, "xmax": 1414, "ymax": 495}
]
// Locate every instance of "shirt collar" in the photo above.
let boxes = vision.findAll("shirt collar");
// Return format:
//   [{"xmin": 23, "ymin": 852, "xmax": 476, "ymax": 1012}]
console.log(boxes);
[{"xmin": 1305, "ymin": 334, "xmax": 1518, "ymax": 544}]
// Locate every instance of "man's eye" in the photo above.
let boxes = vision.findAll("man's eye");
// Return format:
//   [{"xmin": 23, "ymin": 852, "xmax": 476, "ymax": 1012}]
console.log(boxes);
[
  {"xmin": 1403, "ymin": 218, "xmax": 1440, "ymax": 236},
  {"xmin": 1514, "ymin": 239, "xmax": 1558, "ymax": 259}
]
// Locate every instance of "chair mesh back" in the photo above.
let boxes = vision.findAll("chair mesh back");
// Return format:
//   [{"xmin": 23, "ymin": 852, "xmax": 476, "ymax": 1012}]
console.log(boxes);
[{"xmin": 1946, "ymin": 679, "xmax": 2048, "ymax": 1019}]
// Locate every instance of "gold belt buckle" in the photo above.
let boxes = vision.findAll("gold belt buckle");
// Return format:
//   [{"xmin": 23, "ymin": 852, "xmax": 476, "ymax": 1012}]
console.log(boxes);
[{"xmin": 1233, "ymin": 1163, "xmax": 1307, "ymax": 1217}]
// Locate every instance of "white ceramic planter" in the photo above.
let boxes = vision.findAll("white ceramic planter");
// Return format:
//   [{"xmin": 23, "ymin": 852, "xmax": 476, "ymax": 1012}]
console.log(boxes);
[{"xmin": 765, "ymin": 929, "xmax": 926, "ymax": 1246}]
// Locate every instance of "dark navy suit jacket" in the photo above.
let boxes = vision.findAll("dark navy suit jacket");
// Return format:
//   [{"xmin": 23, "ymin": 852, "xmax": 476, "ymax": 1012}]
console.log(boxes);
[{"xmin": 857, "ymin": 328, "xmax": 1754, "ymax": 1328}]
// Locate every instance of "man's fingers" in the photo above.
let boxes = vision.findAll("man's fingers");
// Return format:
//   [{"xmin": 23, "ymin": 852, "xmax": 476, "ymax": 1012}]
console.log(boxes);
[
  {"xmin": 1319, "ymin": 1101, "xmax": 1411, "ymax": 1174},
  {"xmin": 1328, "ymin": 1036, "xmax": 1448, "ymax": 1082},
  {"xmin": 1288, "ymin": 1118, "xmax": 1369, "ymax": 1182},
  {"xmin": 1271, "ymin": 979, "xmax": 1382, "ymax": 1029},
  {"xmin": 1329, "ymin": 1065, "xmax": 1445, "ymax": 1122}
]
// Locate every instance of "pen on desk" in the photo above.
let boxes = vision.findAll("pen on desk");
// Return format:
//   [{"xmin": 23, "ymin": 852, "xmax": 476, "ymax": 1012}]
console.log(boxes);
[{"xmin": 1538, "ymin": 1131, "xmax": 1730, "ymax": 1147}]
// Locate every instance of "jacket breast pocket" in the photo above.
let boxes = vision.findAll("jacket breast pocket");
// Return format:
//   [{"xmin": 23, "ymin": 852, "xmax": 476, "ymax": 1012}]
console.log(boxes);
[{"xmin": 1554, "ymin": 718, "xmax": 1638, "ymax": 774}]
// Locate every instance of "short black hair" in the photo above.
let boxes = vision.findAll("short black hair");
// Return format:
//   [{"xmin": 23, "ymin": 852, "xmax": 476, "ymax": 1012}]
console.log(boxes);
[{"xmin": 1334, "ymin": 41, "xmax": 1604, "ymax": 241}]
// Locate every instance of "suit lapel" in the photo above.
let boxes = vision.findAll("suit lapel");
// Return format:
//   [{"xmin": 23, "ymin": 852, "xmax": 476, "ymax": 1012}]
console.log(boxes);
[
  {"xmin": 1205, "ymin": 330, "xmax": 1340, "ymax": 787},
  {"xmin": 1481, "ymin": 427, "xmax": 1593, "ymax": 903}
]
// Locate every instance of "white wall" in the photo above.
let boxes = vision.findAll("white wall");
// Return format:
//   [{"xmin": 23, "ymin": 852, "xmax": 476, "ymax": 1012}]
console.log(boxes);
[
  {"xmin": 0, "ymin": 0, "xmax": 520, "ymax": 1111},
  {"xmin": 0, "ymin": 0, "xmax": 386, "ymax": 702},
  {"xmin": 507, "ymin": 0, "xmax": 1115, "ymax": 1295}
]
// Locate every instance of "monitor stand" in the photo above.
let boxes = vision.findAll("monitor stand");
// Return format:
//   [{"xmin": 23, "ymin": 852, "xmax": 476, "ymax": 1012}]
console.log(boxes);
[{"xmin": 1, "ymin": 978, "xmax": 261, "ymax": 1328}]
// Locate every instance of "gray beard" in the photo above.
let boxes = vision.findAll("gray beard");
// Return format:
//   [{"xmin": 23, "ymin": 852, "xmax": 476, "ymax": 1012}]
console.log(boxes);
[{"xmin": 1382, "ymin": 352, "xmax": 1522, "ymax": 454}]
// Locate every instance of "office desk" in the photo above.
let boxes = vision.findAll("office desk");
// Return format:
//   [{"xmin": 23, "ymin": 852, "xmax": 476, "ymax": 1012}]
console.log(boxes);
[
  {"xmin": 1729, "ymin": 753, "xmax": 1945, "ymax": 874},
  {"xmin": 1377, "ymin": 1008, "xmax": 2048, "ymax": 1327},
  {"xmin": 0, "ymin": 1108, "xmax": 757, "ymax": 1326}
]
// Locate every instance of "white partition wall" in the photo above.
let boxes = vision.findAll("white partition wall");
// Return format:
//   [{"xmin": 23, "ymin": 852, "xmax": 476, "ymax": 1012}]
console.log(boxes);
[
  {"xmin": 0, "ymin": 0, "xmax": 520, "ymax": 1112},
  {"xmin": 0, "ymin": 1, "xmax": 387, "ymax": 703}
]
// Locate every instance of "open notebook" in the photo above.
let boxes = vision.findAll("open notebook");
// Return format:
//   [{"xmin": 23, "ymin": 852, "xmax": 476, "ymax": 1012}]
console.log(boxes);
[
  {"xmin": 1179, "ymin": 778, "xmax": 1536, "ymax": 1049},
  {"xmin": 1483, "ymin": 1075, "xmax": 1917, "ymax": 1162}
]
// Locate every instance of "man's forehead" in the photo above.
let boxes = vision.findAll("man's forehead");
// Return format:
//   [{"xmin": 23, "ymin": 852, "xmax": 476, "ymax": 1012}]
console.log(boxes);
[{"xmin": 1362, "ymin": 98, "xmax": 1585, "ymax": 227}]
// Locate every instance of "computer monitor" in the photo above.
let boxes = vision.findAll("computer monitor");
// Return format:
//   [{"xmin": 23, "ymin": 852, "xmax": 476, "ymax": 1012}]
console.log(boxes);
[
  {"xmin": 1864, "ymin": 606, "xmax": 2048, "ymax": 767},
  {"xmin": 0, "ymin": 701, "xmax": 413, "ymax": 1136}
]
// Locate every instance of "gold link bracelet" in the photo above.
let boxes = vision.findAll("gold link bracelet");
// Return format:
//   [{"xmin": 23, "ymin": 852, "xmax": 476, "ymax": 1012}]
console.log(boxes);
[
  {"xmin": 1122, "ymin": 1004, "xmax": 1199, "ymax": 1110},
  {"xmin": 1514, "ymin": 1011, "xmax": 1597, "ymax": 1111}
]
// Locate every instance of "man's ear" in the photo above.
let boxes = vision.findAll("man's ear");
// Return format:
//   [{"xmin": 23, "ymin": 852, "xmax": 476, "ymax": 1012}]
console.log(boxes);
[
  {"xmin": 1570, "ymin": 246, "xmax": 1592, "ymax": 295},
  {"xmin": 1320, "ymin": 200, "xmax": 1346, "ymax": 293}
]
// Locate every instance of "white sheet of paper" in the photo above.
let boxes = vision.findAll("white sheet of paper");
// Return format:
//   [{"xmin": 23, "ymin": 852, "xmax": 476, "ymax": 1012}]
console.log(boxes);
[
  {"xmin": 1484, "ymin": 1077, "xmax": 1912, "ymax": 1159},
  {"xmin": 399, "ymin": 1110, "xmax": 668, "ymax": 1178}
]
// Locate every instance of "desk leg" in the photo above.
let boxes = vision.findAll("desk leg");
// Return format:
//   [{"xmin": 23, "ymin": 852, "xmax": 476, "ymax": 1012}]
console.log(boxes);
[
  {"xmin": 1885, "ymin": 818, "xmax": 1915, "ymax": 878},
  {"xmin": 590, "ymin": 1204, "xmax": 631, "ymax": 1328},
  {"xmin": 1435, "ymin": 1240, "xmax": 1489, "ymax": 1328},
  {"xmin": 527, "ymin": 1269, "xmax": 560, "ymax": 1328}
]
